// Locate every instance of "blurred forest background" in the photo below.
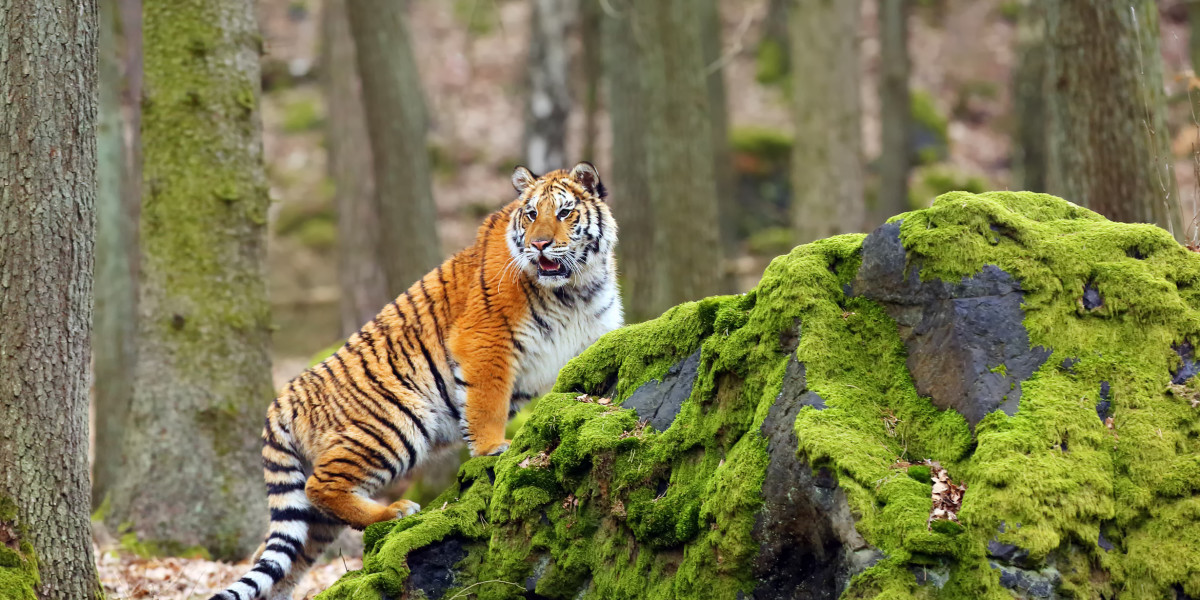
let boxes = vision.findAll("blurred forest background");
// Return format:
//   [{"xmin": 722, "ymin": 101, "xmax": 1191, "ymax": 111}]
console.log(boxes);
[{"xmin": 9, "ymin": 0, "xmax": 1200, "ymax": 597}]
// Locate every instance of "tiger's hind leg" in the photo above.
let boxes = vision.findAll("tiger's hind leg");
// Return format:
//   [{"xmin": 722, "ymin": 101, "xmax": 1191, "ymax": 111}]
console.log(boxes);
[
  {"xmin": 261, "ymin": 522, "xmax": 345, "ymax": 600},
  {"xmin": 305, "ymin": 445, "xmax": 421, "ymax": 531}
]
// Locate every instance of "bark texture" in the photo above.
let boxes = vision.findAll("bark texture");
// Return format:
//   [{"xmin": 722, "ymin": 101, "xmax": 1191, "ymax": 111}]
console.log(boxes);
[
  {"xmin": 635, "ymin": 0, "xmax": 724, "ymax": 312},
  {"xmin": 1046, "ymin": 0, "xmax": 1181, "ymax": 235},
  {"xmin": 323, "ymin": 0, "xmax": 388, "ymax": 336},
  {"xmin": 348, "ymin": 0, "xmax": 442, "ymax": 294},
  {"xmin": 700, "ymin": 0, "xmax": 738, "ymax": 278},
  {"xmin": 578, "ymin": 0, "xmax": 602, "ymax": 161},
  {"xmin": 1011, "ymin": 0, "xmax": 1048, "ymax": 192},
  {"xmin": 93, "ymin": 0, "xmax": 138, "ymax": 508},
  {"xmin": 602, "ymin": 1, "xmax": 655, "ymax": 322},
  {"xmin": 524, "ymin": 0, "xmax": 573, "ymax": 174},
  {"xmin": 789, "ymin": 0, "xmax": 865, "ymax": 243},
  {"xmin": 0, "ymin": 0, "xmax": 102, "ymax": 597},
  {"xmin": 105, "ymin": 0, "xmax": 273, "ymax": 560},
  {"xmin": 876, "ymin": 0, "xmax": 911, "ymax": 223}
]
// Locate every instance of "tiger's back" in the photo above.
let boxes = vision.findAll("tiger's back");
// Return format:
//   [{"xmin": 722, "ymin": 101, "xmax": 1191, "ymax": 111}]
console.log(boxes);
[{"xmin": 211, "ymin": 162, "xmax": 621, "ymax": 600}]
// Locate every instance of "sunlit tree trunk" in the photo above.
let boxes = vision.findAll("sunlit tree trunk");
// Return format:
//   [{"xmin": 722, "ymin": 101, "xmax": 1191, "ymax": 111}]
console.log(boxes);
[
  {"xmin": 1046, "ymin": 0, "xmax": 1181, "ymax": 235},
  {"xmin": 348, "ymin": 0, "xmax": 442, "ymax": 293},
  {"xmin": 0, "ymin": 0, "xmax": 102, "ymax": 597},
  {"xmin": 789, "ymin": 0, "xmax": 865, "ymax": 243},
  {"xmin": 877, "ymin": 0, "xmax": 910, "ymax": 222},
  {"xmin": 106, "ymin": 0, "xmax": 273, "ymax": 560},
  {"xmin": 524, "ymin": 0, "xmax": 573, "ymax": 174},
  {"xmin": 93, "ymin": 0, "xmax": 139, "ymax": 509},
  {"xmin": 323, "ymin": 0, "xmax": 388, "ymax": 335}
]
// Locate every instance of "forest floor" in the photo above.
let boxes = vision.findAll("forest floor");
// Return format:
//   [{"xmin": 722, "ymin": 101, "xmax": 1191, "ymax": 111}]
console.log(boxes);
[{"xmin": 95, "ymin": 543, "xmax": 359, "ymax": 599}]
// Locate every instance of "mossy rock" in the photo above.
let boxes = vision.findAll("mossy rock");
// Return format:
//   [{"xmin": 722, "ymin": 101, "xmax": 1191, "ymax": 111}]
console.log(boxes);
[{"xmin": 318, "ymin": 192, "xmax": 1200, "ymax": 600}]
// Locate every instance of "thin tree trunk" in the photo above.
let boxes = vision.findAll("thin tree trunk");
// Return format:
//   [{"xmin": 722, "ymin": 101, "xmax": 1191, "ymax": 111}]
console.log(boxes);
[
  {"xmin": 789, "ymin": 0, "xmax": 865, "ymax": 243},
  {"xmin": 106, "ymin": 0, "xmax": 273, "ymax": 560},
  {"xmin": 348, "ymin": 0, "xmax": 442, "ymax": 294},
  {"xmin": 0, "ymin": 0, "xmax": 101, "ymax": 597},
  {"xmin": 579, "ymin": 0, "xmax": 602, "ymax": 161},
  {"xmin": 93, "ymin": 0, "xmax": 138, "ymax": 509},
  {"xmin": 525, "ymin": 0, "xmax": 573, "ymax": 174},
  {"xmin": 603, "ymin": 1, "xmax": 655, "ymax": 322},
  {"xmin": 1012, "ymin": 0, "xmax": 1048, "ymax": 192},
  {"xmin": 877, "ymin": 0, "xmax": 911, "ymax": 222},
  {"xmin": 635, "ymin": 1, "xmax": 723, "ymax": 310},
  {"xmin": 1046, "ymin": 0, "xmax": 1181, "ymax": 235},
  {"xmin": 700, "ymin": 0, "xmax": 738, "ymax": 283},
  {"xmin": 323, "ymin": 0, "xmax": 388, "ymax": 336}
]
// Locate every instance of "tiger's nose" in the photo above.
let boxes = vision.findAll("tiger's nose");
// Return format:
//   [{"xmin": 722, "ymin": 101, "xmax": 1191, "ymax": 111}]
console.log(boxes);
[{"xmin": 531, "ymin": 239, "xmax": 551, "ymax": 252}]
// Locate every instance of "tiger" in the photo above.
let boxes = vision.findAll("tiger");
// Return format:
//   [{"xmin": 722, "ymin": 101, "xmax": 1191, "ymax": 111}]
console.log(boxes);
[{"xmin": 210, "ymin": 162, "xmax": 622, "ymax": 600}]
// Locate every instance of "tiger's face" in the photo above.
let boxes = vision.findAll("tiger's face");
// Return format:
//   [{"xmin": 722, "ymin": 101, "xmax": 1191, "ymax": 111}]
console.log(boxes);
[{"xmin": 507, "ymin": 162, "xmax": 617, "ymax": 288}]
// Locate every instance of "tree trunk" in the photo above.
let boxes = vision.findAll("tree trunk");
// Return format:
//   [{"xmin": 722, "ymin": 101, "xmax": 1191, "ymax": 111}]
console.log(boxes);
[
  {"xmin": 635, "ymin": 1, "xmax": 724, "ymax": 310},
  {"xmin": 602, "ymin": 1, "xmax": 655, "ymax": 322},
  {"xmin": 700, "ymin": 0, "xmax": 738, "ymax": 284},
  {"xmin": 789, "ymin": 0, "xmax": 865, "ymax": 243},
  {"xmin": 0, "ymin": 0, "xmax": 101, "ymax": 597},
  {"xmin": 876, "ymin": 0, "xmax": 911, "ymax": 222},
  {"xmin": 105, "ymin": 0, "xmax": 273, "ymax": 560},
  {"xmin": 524, "ymin": 0, "xmax": 573, "ymax": 174},
  {"xmin": 1046, "ymin": 0, "xmax": 1181, "ymax": 236},
  {"xmin": 578, "ymin": 0, "xmax": 602, "ymax": 161},
  {"xmin": 93, "ymin": 0, "xmax": 139, "ymax": 509},
  {"xmin": 1012, "ymin": 0, "xmax": 1048, "ymax": 192},
  {"xmin": 348, "ymin": 0, "xmax": 442, "ymax": 294},
  {"xmin": 323, "ymin": 0, "xmax": 389, "ymax": 336}
]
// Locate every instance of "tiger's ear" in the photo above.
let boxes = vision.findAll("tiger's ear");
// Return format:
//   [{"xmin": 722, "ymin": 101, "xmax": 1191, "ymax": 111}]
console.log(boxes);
[
  {"xmin": 512, "ymin": 165, "xmax": 537, "ymax": 194},
  {"xmin": 569, "ymin": 161, "xmax": 607, "ymax": 201}
]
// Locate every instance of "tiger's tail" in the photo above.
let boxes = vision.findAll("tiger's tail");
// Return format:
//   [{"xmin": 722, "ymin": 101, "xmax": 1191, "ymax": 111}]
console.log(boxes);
[{"xmin": 209, "ymin": 420, "xmax": 334, "ymax": 600}]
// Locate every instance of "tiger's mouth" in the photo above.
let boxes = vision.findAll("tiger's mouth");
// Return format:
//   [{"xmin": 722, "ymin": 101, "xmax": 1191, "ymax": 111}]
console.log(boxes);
[{"xmin": 536, "ymin": 256, "xmax": 570, "ymax": 278}]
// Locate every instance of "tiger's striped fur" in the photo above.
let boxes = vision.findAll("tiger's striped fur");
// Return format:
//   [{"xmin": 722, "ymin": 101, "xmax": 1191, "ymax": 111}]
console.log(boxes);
[{"xmin": 210, "ymin": 163, "xmax": 621, "ymax": 600}]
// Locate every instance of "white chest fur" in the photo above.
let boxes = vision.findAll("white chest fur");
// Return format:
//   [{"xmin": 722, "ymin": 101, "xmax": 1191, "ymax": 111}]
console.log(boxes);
[{"xmin": 512, "ymin": 279, "xmax": 623, "ymax": 399}]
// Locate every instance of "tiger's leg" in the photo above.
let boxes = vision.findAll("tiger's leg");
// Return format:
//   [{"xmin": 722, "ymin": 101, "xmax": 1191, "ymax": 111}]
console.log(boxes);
[
  {"xmin": 450, "ymin": 327, "xmax": 517, "ymax": 457},
  {"xmin": 305, "ymin": 445, "xmax": 421, "ymax": 531},
  {"xmin": 262, "ymin": 522, "xmax": 344, "ymax": 600}
]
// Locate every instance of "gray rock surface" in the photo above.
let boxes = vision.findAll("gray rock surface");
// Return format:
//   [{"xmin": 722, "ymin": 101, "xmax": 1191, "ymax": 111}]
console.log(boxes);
[{"xmin": 851, "ymin": 222, "xmax": 1051, "ymax": 427}]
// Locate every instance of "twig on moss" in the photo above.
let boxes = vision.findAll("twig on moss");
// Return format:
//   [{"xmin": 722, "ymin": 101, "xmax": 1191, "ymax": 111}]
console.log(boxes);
[{"xmin": 446, "ymin": 579, "xmax": 527, "ymax": 600}]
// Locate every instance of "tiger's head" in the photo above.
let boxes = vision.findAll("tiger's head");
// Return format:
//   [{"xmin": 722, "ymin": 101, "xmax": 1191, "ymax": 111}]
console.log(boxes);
[{"xmin": 507, "ymin": 162, "xmax": 617, "ymax": 288}]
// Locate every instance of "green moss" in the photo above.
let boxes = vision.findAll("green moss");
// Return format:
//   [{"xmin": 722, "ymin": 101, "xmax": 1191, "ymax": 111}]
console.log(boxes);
[
  {"xmin": 319, "ymin": 193, "xmax": 1200, "ymax": 599},
  {"xmin": 281, "ymin": 97, "xmax": 323, "ymax": 133},
  {"xmin": 910, "ymin": 89, "xmax": 949, "ymax": 164},
  {"xmin": 908, "ymin": 165, "xmax": 989, "ymax": 210},
  {"xmin": 746, "ymin": 227, "xmax": 795, "ymax": 258},
  {"xmin": 0, "ymin": 497, "xmax": 38, "ymax": 600},
  {"xmin": 117, "ymin": 528, "xmax": 212, "ymax": 560},
  {"xmin": 729, "ymin": 127, "xmax": 792, "ymax": 166},
  {"xmin": 798, "ymin": 192, "xmax": 1200, "ymax": 598},
  {"xmin": 754, "ymin": 37, "xmax": 788, "ymax": 85}
]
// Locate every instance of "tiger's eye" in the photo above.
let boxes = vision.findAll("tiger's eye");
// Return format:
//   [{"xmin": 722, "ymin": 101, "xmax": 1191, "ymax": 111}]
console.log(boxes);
[{"xmin": 557, "ymin": 208, "xmax": 571, "ymax": 220}]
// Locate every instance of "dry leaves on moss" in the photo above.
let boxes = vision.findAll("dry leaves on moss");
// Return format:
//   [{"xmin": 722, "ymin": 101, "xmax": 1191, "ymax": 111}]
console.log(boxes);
[{"xmin": 925, "ymin": 460, "xmax": 965, "ymax": 530}]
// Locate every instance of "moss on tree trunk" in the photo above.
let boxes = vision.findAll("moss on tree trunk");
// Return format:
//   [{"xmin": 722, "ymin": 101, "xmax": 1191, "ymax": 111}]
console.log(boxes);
[{"xmin": 104, "ymin": 0, "xmax": 273, "ymax": 560}]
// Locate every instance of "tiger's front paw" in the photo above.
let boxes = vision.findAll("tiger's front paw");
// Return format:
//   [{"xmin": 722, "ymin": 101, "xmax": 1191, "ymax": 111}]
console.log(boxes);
[
  {"xmin": 472, "ymin": 439, "xmax": 511, "ymax": 457},
  {"xmin": 389, "ymin": 499, "xmax": 421, "ymax": 519}
]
